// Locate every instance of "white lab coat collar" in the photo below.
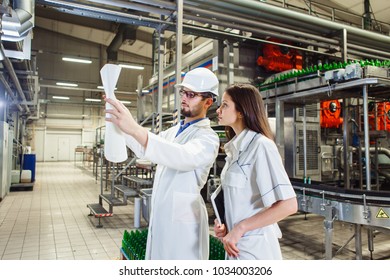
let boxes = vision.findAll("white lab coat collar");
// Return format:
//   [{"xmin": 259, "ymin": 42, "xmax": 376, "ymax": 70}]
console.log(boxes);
[
  {"xmin": 174, "ymin": 118, "xmax": 212, "ymax": 141},
  {"xmin": 224, "ymin": 128, "xmax": 258, "ymax": 161}
]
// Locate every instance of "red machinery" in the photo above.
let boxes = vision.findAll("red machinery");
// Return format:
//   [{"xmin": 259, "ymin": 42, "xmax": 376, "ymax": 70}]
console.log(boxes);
[
  {"xmin": 369, "ymin": 102, "xmax": 390, "ymax": 131},
  {"xmin": 257, "ymin": 38, "xmax": 303, "ymax": 72},
  {"xmin": 320, "ymin": 100, "xmax": 343, "ymax": 128}
]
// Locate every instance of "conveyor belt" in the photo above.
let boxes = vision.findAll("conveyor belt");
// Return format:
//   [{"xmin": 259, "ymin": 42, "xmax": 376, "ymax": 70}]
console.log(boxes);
[
  {"xmin": 290, "ymin": 178, "xmax": 390, "ymax": 259},
  {"xmin": 291, "ymin": 179, "xmax": 390, "ymax": 206},
  {"xmin": 290, "ymin": 178, "xmax": 390, "ymax": 229}
]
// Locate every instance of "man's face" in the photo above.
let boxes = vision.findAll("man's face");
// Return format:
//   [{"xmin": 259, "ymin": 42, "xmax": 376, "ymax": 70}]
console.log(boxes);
[{"xmin": 180, "ymin": 88, "xmax": 211, "ymax": 118}]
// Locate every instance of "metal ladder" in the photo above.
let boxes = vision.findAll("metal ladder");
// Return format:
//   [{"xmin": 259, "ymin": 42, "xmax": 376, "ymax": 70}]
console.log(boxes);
[{"xmin": 87, "ymin": 150, "xmax": 137, "ymax": 228}]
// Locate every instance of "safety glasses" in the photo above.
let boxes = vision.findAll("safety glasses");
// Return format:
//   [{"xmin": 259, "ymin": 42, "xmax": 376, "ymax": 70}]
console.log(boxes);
[{"xmin": 179, "ymin": 89, "xmax": 211, "ymax": 99}]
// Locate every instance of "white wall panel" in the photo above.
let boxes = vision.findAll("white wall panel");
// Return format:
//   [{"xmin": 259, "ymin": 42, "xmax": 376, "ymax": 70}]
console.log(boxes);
[
  {"xmin": 82, "ymin": 128, "xmax": 95, "ymax": 147},
  {"xmin": 34, "ymin": 128, "xmax": 45, "ymax": 162},
  {"xmin": 44, "ymin": 129, "xmax": 82, "ymax": 161}
]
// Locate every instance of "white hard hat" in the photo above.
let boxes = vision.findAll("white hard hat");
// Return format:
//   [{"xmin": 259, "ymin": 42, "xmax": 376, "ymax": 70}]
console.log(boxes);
[{"xmin": 175, "ymin": 67, "xmax": 219, "ymax": 96}]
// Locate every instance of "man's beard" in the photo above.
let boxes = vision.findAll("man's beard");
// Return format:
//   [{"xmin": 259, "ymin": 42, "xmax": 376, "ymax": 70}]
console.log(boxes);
[{"xmin": 181, "ymin": 107, "xmax": 193, "ymax": 117}]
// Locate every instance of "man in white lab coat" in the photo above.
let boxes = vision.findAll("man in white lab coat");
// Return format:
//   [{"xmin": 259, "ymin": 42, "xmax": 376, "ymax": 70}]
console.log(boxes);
[{"xmin": 105, "ymin": 67, "xmax": 220, "ymax": 259}]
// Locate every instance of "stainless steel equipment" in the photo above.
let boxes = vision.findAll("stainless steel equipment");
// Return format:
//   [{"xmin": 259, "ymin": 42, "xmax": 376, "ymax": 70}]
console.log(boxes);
[{"xmin": 261, "ymin": 64, "xmax": 390, "ymax": 259}]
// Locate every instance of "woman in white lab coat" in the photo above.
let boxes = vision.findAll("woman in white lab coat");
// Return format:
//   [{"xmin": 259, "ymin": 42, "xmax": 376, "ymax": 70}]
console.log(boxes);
[
  {"xmin": 214, "ymin": 84, "xmax": 298, "ymax": 260},
  {"xmin": 105, "ymin": 67, "xmax": 220, "ymax": 260}
]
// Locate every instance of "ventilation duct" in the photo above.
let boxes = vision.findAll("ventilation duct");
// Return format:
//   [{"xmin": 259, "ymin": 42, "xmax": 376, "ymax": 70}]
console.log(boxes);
[
  {"xmin": 107, "ymin": 24, "xmax": 137, "ymax": 62},
  {"xmin": 0, "ymin": 0, "xmax": 34, "ymax": 60},
  {"xmin": 1, "ymin": 0, "xmax": 34, "ymax": 42}
]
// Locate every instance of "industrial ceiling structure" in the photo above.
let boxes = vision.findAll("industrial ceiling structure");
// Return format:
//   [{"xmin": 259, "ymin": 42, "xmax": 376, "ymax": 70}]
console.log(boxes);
[{"xmin": 1, "ymin": 0, "xmax": 390, "ymax": 120}]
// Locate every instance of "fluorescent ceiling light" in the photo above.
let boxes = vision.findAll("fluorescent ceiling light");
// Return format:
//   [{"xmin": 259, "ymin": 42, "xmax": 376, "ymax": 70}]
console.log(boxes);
[
  {"xmin": 52, "ymin": 96, "xmax": 70, "ymax": 100},
  {"xmin": 136, "ymin": 89, "xmax": 150, "ymax": 93},
  {"xmin": 56, "ymin": 82, "xmax": 78, "ymax": 87},
  {"xmin": 120, "ymin": 100, "xmax": 131, "ymax": 104},
  {"xmin": 119, "ymin": 64, "xmax": 144, "ymax": 70},
  {"xmin": 85, "ymin": 98, "xmax": 101, "ymax": 102},
  {"xmin": 97, "ymin": 86, "xmax": 117, "ymax": 90},
  {"xmin": 62, "ymin": 57, "xmax": 92, "ymax": 64}
]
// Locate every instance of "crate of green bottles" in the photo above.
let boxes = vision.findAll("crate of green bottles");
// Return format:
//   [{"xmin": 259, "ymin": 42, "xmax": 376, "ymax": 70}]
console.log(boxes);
[
  {"xmin": 209, "ymin": 235, "xmax": 225, "ymax": 260},
  {"xmin": 121, "ymin": 229, "xmax": 225, "ymax": 260},
  {"xmin": 122, "ymin": 229, "xmax": 148, "ymax": 260}
]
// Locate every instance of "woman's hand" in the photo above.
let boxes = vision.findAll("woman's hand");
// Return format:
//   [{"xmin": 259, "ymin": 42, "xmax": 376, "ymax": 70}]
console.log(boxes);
[
  {"xmin": 213, "ymin": 219, "xmax": 227, "ymax": 239},
  {"xmin": 221, "ymin": 223, "xmax": 245, "ymax": 258}
]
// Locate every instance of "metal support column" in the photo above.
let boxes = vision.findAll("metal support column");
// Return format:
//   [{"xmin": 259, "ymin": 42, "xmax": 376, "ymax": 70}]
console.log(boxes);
[
  {"xmin": 323, "ymin": 205, "xmax": 336, "ymax": 260},
  {"xmin": 342, "ymin": 98, "xmax": 350, "ymax": 189},
  {"xmin": 362, "ymin": 85, "xmax": 371, "ymax": 190},
  {"xmin": 324, "ymin": 219, "xmax": 334, "ymax": 260},
  {"xmin": 174, "ymin": 0, "xmax": 183, "ymax": 120},
  {"xmin": 136, "ymin": 74, "xmax": 144, "ymax": 122},
  {"xmin": 355, "ymin": 224, "xmax": 362, "ymax": 260},
  {"xmin": 157, "ymin": 24, "xmax": 165, "ymax": 133},
  {"xmin": 341, "ymin": 28, "xmax": 348, "ymax": 62},
  {"xmin": 367, "ymin": 227, "xmax": 374, "ymax": 260},
  {"xmin": 225, "ymin": 40, "xmax": 234, "ymax": 86},
  {"xmin": 275, "ymin": 99, "xmax": 285, "ymax": 161},
  {"xmin": 303, "ymin": 105, "xmax": 307, "ymax": 179}
]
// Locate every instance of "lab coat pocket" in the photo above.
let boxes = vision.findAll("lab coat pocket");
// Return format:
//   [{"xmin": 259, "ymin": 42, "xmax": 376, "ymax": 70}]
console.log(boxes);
[
  {"xmin": 224, "ymin": 172, "xmax": 247, "ymax": 189},
  {"xmin": 236, "ymin": 231, "xmax": 281, "ymax": 260},
  {"xmin": 172, "ymin": 192, "xmax": 200, "ymax": 224}
]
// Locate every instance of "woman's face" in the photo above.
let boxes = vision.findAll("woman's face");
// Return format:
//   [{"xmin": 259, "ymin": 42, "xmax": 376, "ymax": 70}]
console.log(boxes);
[{"xmin": 216, "ymin": 92, "xmax": 241, "ymax": 127}]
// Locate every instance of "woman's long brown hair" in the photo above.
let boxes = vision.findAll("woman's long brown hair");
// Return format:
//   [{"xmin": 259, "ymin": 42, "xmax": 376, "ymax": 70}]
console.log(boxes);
[{"xmin": 224, "ymin": 84, "xmax": 274, "ymax": 141}]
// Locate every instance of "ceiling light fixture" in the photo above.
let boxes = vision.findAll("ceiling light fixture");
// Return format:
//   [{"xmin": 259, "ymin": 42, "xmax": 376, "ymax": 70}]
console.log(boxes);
[
  {"xmin": 52, "ymin": 96, "xmax": 70, "ymax": 100},
  {"xmin": 136, "ymin": 89, "xmax": 150, "ymax": 93},
  {"xmin": 56, "ymin": 82, "xmax": 78, "ymax": 87},
  {"xmin": 85, "ymin": 98, "xmax": 101, "ymax": 102},
  {"xmin": 97, "ymin": 86, "xmax": 117, "ymax": 90},
  {"xmin": 62, "ymin": 57, "xmax": 92, "ymax": 64},
  {"xmin": 119, "ymin": 64, "xmax": 144, "ymax": 70}
]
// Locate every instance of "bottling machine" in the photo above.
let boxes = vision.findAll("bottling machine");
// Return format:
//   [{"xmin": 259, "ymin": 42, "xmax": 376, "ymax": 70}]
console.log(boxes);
[{"xmin": 261, "ymin": 61, "xmax": 390, "ymax": 259}]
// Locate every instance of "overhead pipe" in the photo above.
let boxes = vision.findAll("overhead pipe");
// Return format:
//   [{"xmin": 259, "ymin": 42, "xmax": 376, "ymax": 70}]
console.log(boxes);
[
  {"xmin": 183, "ymin": 5, "xmax": 390, "ymax": 59},
  {"xmin": 183, "ymin": 12, "xmax": 337, "ymax": 51},
  {"xmin": 184, "ymin": 14, "xmax": 336, "ymax": 51},
  {"xmin": 81, "ymin": 0, "xmax": 340, "ymax": 54},
  {"xmin": 27, "ymin": 99, "xmax": 43, "ymax": 120},
  {"xmin": 184, "ymin": 4, "xmax": 340, "ymax": 46},
  {"xmin": 41, "ymin": 0, "xmax": 340, "ymax": 60},
  {"xmin": 37, "ymin": 0, "xmax": 173, "ymax": 29},
  {"xmin": 0, "ymin": 73, "xmax": 23, "ymax": 112},
  {"xmin": 130, "ymin": 0, "xmax": 176, "ymax": 10},
  {"xmin": 86, "ymin": 0, "xmax": 390, "ymax": 57},
  {"xmin": 351, "ymin": 146, "xmax": 390, "ymax": 159},
  {"xmin": 347, "ymin": 49, "xmax": 390, "ymax": 61},
  {"xmin": 23, "ymin": 59, "xmax": 36, "ymax": 102},
  {"xmin": 184, "ymin": 24, "xmax": 339, "ymax": 58},
  {"xmin": 40, "ymin": 0, "xmax": 390, "ymax": 60},
  {"xmin": 185, "ymin": 0, "xmax": 390, "ymax": 52},
  {"xmin": 216, "ymin": 0, "xmax": 390, "ymax": 46},
  {"xmin": 91, "ymin": 1, "xmax": 389, "ymax": 60},
  {"xmin": 87, "ymin": 0, "xmax": 173, "ymax": 16},
  {"xmin": 185, "ymin": 0, "xmax": 332, "ymax": 35},
  {"xmin": 185, "ymin": 0, "xmax": 390, "ymax": 55},
  {"xmin": 348, "ymin": 43, "xmax": 390, "ymax": 60},
  {"xmin": 0, "ymin": 45, "xmax": 30, "ymax": 113}
]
